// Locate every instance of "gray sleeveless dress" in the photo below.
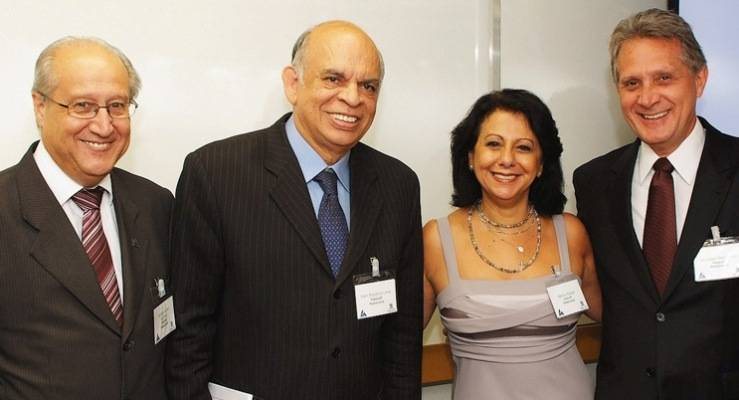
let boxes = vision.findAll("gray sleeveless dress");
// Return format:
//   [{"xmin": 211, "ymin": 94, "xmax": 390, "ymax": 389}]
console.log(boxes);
[{"xmin": 436, "ymin": 215, "xmax": 593, "ymax": 400}]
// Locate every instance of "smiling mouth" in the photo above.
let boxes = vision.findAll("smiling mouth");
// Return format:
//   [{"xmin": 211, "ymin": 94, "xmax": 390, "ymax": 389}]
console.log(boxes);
[
  {"xmin": 81, "ymin": 140, "xmax": 112, "ymax": 150},
  {"xmin": 330, "ymin": 113, "xmax": 359, "ymax": 123},
  {"xmin": 640, "ymin": 110, "xmax": 668, "ymax": 120},
  {"xmin": 492, "ymin": 173, "xmax": 518, "ymax": 182}
]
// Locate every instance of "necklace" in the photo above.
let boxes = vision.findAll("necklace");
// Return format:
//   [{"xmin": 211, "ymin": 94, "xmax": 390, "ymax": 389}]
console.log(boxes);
[
  {"xmin": 476, "ymin": 201, "xmax": 534, "ymax": 229},
  {"xmin": 467, "ymin": 206, "xmax": 542, "ymax": 273}
]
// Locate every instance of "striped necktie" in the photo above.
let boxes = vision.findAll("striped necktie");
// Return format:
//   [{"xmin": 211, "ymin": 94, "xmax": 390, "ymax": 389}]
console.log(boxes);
[{"xmin": 72, "ymin": 187, "xmax": 124, "ymax": 327}]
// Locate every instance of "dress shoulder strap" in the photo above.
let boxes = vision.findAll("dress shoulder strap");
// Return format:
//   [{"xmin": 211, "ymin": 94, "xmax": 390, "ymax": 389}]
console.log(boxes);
[
  {"xmin": 552, "ymin": 214, "xmax": 572, "ymax": 273},
  {"xmin": 436, "ymin": 217, "xmax": 461, "ymax": 284}
]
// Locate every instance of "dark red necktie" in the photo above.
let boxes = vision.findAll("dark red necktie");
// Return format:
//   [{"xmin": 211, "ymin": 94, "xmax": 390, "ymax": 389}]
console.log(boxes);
[
  {"xmin": 642, "ymin": 157, "xmax": 677, "ymax": 295},
  {"xmin": 72, "ymin": 187, "xmax": 124, "ymax": 327}
]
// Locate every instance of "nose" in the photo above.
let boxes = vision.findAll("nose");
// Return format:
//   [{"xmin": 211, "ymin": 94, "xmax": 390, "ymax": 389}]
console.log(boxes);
[
  {"xmin": 636, "ymin": 83, "xmax": 659, "ymax": 108},
  {"xmin": 338, "ymin": 83, "xmax": 361, "ymax": 107},
  {"xmin": 497, "ymin": 145, "xmax": 515, "ymax": 167},
  {"xmin": 89, "ymin": 108, "xmax": 115, "ymax": 136}
]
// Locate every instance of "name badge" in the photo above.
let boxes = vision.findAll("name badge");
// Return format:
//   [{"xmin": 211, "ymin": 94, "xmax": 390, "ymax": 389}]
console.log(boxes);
[
  {"xmin": 694, "ymin": 226, "xmax": 739, "ymax": 282},
  {"xmin": 153, "ymin": 296, "xmax": 176, "ymax": 344},
  {"xmin": 353, "ymin": 257, "xmax": 398, "ymax": 319},
  {"xmin": 694, "ymin": 241, "xmax": 739, "ymax": 282},
  {"xmin": 208, "ymin": 382, "xmax": 254, "ymax": 400},
  {"xmin": 545, "ymin": 267, "xmax": 588, "ymax": 319}
]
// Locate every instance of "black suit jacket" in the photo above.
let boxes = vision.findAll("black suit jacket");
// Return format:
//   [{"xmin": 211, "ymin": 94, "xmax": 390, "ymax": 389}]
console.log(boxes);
[
  {"xmin": 165, "ymin": 114, "xmax": 423, "ymax": 400},
  {"xmin": 574, "ymin": 118, "xmax": 739, "ymax": 400},
  {"xmin": 0, "ymin": 143, "xmax": 173, "ymax": 399}
]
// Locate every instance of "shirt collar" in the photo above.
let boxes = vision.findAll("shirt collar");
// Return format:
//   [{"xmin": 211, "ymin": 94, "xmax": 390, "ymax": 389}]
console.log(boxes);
[
  {"xmin": 635, "ymin": 118, "xmax": 705, "ymax": 185},
  {"xmin": 33, "ymin": 140, "xmax": 114, "ymax": 205},
  {"xmin": 285, "ymin": 115, "xmax": 351, "ymax": 192}
]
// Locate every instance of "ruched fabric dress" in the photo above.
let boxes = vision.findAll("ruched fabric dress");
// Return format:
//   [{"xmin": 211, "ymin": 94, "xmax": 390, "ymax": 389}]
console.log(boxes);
[{"xmin": 435, "ymin": 215, "xmax": 593, "ymax": 400}]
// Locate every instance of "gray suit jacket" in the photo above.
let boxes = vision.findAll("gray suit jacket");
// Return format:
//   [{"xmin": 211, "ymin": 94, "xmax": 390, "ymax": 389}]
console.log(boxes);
[
  {"xmin": 166, "ymin": 114, "xmax": 423, "ymax": 400},
  {"xmin": 574, "ymin": 118, "xmax": 739, "ymax": 400},
  {"xmin": 0, "ymin": 142, "xmax": 173, "ymax": 399}
]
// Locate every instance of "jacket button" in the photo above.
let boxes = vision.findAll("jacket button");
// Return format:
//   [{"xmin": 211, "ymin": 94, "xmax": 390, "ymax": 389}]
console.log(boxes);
[
  {"xmin": 333, "ymin": 289, "xmax": 342, "ymax": 299},
  {"xmin": 123, "ymin": 340, "xmax": 134, "ymax": 351},
  {"xmin": 645, "ymin": 367, "xmax": 656, "ymax": 377},
  {"xmin": 656, "ymin": 312, "xmax": 666, "ymax": 322},
  {"xmin": 331, "ymin": 347, "xmax": 341, "ymax": 358}
]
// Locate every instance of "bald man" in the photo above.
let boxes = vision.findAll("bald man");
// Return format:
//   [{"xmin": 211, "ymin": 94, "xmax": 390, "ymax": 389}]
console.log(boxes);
[
  {"xmin": 165, "ymin": 21, "xmax": 423, "ymax": 400},
  {"xmin": 0, "ymin": 37, "xmax": 172, "ymax": 398}
]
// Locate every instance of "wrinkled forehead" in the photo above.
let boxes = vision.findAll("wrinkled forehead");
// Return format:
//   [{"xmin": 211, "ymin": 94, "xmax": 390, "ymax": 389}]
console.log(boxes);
[
  {"xmin": 52, "ymin": 44, "xmax": 128, "ymax": 86},
  {"xmin": 306, "ymin": 25, "xmax": 382, "ymax": 79}
]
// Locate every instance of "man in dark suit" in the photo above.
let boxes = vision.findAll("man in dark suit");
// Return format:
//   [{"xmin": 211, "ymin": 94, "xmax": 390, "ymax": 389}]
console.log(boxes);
[
  {"xmin": 165, "ymin": 20, "xmax": 422, "ymax": 400},
  {"xmin": 0, "ymin": 37, "xmax": 172, "ymax": 399},
  {"xmin": 574, "ymin": 9, "xmax": 739, "ymax": 400}
]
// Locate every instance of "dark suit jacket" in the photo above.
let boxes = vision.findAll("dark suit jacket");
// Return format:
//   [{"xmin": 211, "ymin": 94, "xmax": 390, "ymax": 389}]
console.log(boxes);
[
  {"xmin": 574, "ymin": 118, "xmax": 739, "ymax": 400},
  {"xmin": 0, "ymin": 142, "xmax": 173, "ymax": 399},
  {"xmin": 165, "ymin": 114, "xmax": 423, "ymax": 400}
]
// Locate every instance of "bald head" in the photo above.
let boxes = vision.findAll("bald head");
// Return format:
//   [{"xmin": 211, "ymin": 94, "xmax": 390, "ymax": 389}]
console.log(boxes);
[
  {"xmin": 291, "ymin": 21, "xmax": 385, "ymax": 83},
  {"xmin": 33, "ymin": 36, "xmax": 141, "ymax": 100}
]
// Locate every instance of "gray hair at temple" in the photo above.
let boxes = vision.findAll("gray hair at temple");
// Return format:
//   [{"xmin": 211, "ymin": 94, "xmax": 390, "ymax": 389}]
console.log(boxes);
[
  {"xmin": 32, "ymin": 36, "xmax": 142, "ymax": 100},
  {"xmin": 609, "ymin": 8, "xmax": 706, "ymax": 83},
  {"xmin": 290, "ymin": 22, "xmax": 386, "ymax": 82}
]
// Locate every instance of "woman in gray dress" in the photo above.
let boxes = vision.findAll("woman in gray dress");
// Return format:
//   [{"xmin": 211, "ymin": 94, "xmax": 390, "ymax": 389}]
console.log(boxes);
[{"xmin": 423, "ymin": 89, "xmax": 602, "ymax": 399}]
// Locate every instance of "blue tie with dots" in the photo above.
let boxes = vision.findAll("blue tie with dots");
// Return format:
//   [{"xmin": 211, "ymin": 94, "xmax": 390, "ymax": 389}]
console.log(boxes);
[{"xmin": 314, "ymin": 168, "xmax": 349, "ymax": 277}]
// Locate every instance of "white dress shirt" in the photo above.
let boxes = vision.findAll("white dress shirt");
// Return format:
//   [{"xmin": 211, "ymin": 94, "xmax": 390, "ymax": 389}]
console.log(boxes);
[
  {"xmin": 33, "ymin": 141, "xmax": 124, "ymax": 299},
  {"xmin": 631, "ymin": 119, "xmax": 705, "ymax": 247}
]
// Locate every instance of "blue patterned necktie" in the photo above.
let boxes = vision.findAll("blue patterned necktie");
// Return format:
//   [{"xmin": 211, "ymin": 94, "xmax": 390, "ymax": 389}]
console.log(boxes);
[{"xmin": 314, "ymin": 168, "xmax": 349, "ymax": 276}]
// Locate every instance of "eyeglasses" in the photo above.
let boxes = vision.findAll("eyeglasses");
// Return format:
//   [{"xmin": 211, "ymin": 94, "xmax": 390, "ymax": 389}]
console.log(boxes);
[{"xmin": 39, "ymin": 92, "xmax": 138, "ymax": 119}]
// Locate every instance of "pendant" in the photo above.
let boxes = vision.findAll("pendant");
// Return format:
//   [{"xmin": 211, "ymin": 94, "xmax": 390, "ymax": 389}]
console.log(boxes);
[{"xmin": 516, "ymin": 245, "xmax": 524, "ymax": 253}]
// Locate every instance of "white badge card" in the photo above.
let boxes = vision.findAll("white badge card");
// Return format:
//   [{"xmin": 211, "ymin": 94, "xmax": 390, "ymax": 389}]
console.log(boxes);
[
  {"xmin": 353, "ymin": 257, "xmax": 397, "ymax": 320},
  {"xmin": 208, "ymin": 382, "xmax": 255, "ymax": 400},
  {"xmin": 546, "ymin": 275, "xmax": 589, "ymax": 319},
  {"xmin": 694, "ymin": 240, "xmax": 739, "ymax": 282},
  {"xmin": 153, "ymin": 296, "xmax": 176, "ymax": 344}
]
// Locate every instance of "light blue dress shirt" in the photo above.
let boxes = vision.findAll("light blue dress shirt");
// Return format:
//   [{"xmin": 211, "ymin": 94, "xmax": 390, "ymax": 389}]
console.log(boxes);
[{"xmin": 285, "ymin": 116, "xmax": 351, "ymax": 228}]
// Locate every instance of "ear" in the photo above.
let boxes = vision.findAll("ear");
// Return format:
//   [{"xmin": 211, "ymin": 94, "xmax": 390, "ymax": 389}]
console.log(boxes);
[
  {"xmin": 694, "ymin": 65, "xmax": 708, "ymax": 98},
  {"xmin": 32, "ymin": 91, "xmax": 47, "ymax": 130},
  {"xmin": 467, "ymin": 151, "xmax": 474, "ymax": 169},
  {"xmin": 281, "ymin": 65, "xmax": 300, "ymax": 106}
]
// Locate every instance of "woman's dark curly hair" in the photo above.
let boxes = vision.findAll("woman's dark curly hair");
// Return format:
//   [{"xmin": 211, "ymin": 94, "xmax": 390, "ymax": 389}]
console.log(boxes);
[{"xmin": 450, "ymin": 89, "xmax": 566, "ymax": 215}]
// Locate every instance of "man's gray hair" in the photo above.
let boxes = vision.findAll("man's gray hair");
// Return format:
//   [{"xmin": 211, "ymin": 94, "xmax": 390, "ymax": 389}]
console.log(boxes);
[
  {"xmin": 32, "ymin": 36, "xmax": 141, "ymax": 100},
  {"xmin": 290, "ymin": 23, "xmax": 385, "ymax": 82},
  {"xmin": 609, "ymin": 8, "xmax": 706, "ymax": 83}
]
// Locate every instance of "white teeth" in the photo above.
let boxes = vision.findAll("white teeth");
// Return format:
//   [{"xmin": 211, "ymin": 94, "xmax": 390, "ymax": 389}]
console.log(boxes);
[
  {"xmin": 83, "ymin": 140, "xmax": 109, "ymax": 149},
  {"xmin": 493, "ymin": 173, "xmax": 516, "ymax": 182},
  {"xmin": 332, "ymin": 113, "xmax": 358, "ymax": 123},
  {"xmin": 642, "ymin": 111, "xmax": 668, "ymax": 120}
]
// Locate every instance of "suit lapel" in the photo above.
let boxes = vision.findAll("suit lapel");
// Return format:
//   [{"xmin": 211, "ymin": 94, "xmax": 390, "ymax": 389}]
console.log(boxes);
[
  {"xmin": 19, "ymin": 145, "xmax": 121, "ymax": 334},
  {"xmin": 111, "ymin": 171, "xmax": 149, "ymax": 342},
  {"xmin": 265, "ymin": 116, "xmax": 333, "ymax": 276},
  {"xmin": 662, "ymin": 124, "xmax": 737, "ymax": 300},
  {"xmin": 607, "ymin": 141, "xmax": 660, "ymax": 305},
  {"xmin": 335, "ymin": 144, "xmax": 382, "ymax": 287}
]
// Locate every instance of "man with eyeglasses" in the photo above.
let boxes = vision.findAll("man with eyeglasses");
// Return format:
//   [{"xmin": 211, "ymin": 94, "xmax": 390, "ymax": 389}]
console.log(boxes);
[{"xmin": 0, "ymin": 37, "xmax": 172, "ymax": 399}]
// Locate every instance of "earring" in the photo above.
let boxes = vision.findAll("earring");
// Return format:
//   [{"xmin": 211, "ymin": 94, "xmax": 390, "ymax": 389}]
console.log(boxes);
[{"xmin": 468, "ymin": 164, "xmax": 474, "ymax": 171}]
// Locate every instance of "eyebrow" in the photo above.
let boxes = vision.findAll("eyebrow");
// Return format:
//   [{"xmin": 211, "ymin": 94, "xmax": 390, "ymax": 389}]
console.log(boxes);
[
  {"xmin": 322, "ymin": 69, "xmax": 380, "ymax": 85},
  {"xmin": 322, "ymin": 69, "xmax": 345, "ymax": 78}
]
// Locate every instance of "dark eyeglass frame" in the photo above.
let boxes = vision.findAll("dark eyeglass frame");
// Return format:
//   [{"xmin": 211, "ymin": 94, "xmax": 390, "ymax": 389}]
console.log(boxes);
[{"xmin": 38, "ymin": 92, "xmax": 138, "ymax": 119}]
